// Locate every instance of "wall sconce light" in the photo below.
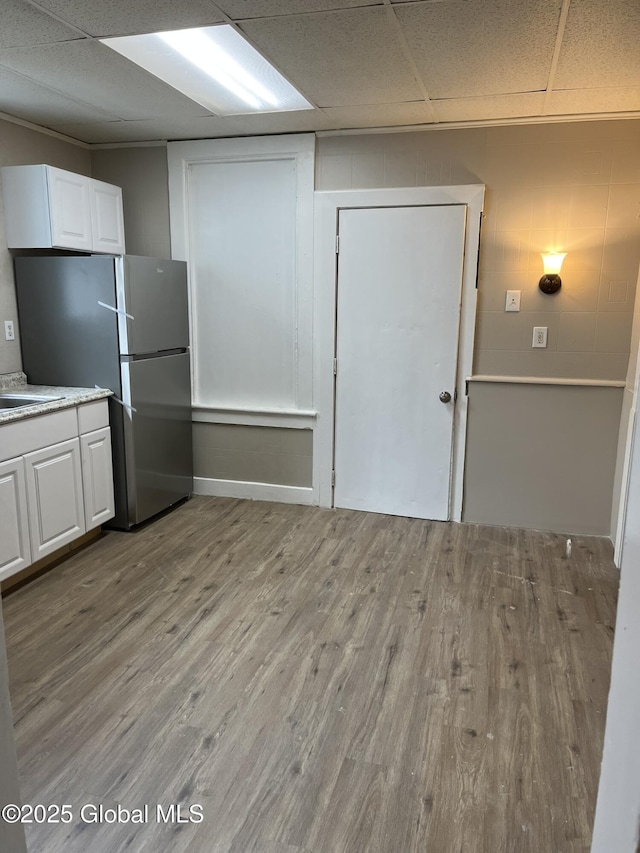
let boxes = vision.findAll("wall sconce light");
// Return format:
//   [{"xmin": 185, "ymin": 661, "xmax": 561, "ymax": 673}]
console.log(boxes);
[{"xmin": 539, "ymin": 252, "xmax": 566, "ymax": 294}]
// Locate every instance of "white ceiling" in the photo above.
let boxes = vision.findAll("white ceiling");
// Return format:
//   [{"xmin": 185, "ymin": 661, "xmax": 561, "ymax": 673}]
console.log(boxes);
[{"xmin": 0, "ymin": 0, "xmax": 639, "ymax": 145}]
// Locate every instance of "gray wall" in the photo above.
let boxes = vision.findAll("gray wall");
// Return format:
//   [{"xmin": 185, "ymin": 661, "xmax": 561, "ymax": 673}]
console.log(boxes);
[
  {"xmin": 316, "ymin": 120, "xmax": 640, "ymax": 534},
  {"xmin": 90, "ymin": 122, "xmax": 640, "ymax": 534},
  {"xmin": 317, "ymin": 120, "xmax": 640, "ymax": 382},
  {"xmin": 463, "ymin": 382, "xmax": 623, "ymax": 535},
  {"xmin": 0, "ymin": 118, "xmax": 91, "ymax": 375},
  {"xmin": 193, "ymin": 423, "xmax": 312, "ymax": 487},
  {"xmin": 91, "ymin": 146, "xmax": 171, "ymax": 259},
  {"xmin": 0, "ymin": 606, "xmax": 27, "ymax": 853}
]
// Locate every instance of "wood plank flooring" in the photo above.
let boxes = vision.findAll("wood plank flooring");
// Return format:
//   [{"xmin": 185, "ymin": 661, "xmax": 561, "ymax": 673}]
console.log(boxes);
[{"xmin": 2, "ymin": 496, "xmax": 619, "ymax": 853}]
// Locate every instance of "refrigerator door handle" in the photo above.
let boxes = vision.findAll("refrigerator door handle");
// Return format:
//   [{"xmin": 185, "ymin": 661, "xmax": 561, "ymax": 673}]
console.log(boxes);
[
  {"xmin": 94, "ymin": 385, "xmax": 137, "ymax": 415},
  {"xmin": 97, "ymin": 300, "xmax": 134, "ymax": 321}
]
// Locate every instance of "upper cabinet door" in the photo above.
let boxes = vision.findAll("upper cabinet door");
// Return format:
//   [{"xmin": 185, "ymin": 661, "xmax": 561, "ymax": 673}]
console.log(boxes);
[
  {"xmin": 47, "ymin": 166, "xmax": 93, "ymax": 252},
  {"xmin": 90, "ymin": 178, "xmax": 125, "ymax": 254}
]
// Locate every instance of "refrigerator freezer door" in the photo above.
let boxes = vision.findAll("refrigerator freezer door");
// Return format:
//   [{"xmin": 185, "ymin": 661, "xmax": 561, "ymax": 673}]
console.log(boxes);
[
  {"xmin": 119, "ymin": 351, "xmax": 192, "ymax": 528},
  {"xmin": 116, "ymin": 256, "xmax": 189, "ymax": 356},
  {"xmin": 14, "ymin": 255, "xmax": 122, "ymax": 393}
]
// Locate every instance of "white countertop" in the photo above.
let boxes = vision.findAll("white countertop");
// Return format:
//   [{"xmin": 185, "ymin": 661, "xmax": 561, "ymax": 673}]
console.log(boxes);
[{"xmin": 0, "ymin": 372, "xmax": 112, "ymax": 424}]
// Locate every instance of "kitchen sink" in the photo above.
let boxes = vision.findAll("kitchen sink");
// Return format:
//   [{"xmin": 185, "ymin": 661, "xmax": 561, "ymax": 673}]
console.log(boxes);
[{"xmin": 0, "ymin": 393, "xmax": 63, "ymax": 409}]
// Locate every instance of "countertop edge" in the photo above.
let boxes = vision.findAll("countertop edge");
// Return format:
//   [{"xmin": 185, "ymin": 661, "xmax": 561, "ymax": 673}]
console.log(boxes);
[{"xmin": 0, "ymin": 383, "xmax": 113, "ymax": 425}]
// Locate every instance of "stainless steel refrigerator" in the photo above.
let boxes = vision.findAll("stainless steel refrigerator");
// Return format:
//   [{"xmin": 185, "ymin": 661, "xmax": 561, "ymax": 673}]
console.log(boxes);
[{"xmin": 14, "ymin": 254, "xmax": 193, "ymax": 530}]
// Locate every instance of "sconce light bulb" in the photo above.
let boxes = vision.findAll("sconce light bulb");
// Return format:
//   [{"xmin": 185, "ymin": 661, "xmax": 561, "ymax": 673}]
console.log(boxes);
[
  {"xmin": 541, "ymin": 252, "xmax": 567, "ymax": 275},
  {"xmin": 539, "ymin": 252, "xmax": 566, "ymax": 294}
]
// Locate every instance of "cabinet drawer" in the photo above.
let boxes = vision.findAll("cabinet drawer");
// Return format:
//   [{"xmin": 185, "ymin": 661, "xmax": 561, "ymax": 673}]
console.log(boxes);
[
  {"xmin": 78, "ymin": 399, "xmax": 110, "ymax": 434},
  {"xmin": 0, "ymin": 407, "xmax": 77, "ymax": 461}
]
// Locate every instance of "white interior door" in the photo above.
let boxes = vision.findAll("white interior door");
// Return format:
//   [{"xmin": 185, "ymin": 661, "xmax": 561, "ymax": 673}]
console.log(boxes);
[{"xmin": 333, "ymin": 205, "xmax": 466, "ymax": 520}]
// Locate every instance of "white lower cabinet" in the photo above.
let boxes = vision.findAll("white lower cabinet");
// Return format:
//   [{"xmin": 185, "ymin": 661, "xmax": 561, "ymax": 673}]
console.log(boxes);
[
  {"xmin": 80, "ymin": 427, "xmax": 115, "ymax": 530},
  {"xmin": 0, "ymin": 457, "xmax": 31, "ymax": 581},
  {"xmin": 0, "ymin": 399, "xmax": 115, "ymax": 582},
  {"xmin": 24, "ymin": 438, "xmax": 85, "ymax": 561}
]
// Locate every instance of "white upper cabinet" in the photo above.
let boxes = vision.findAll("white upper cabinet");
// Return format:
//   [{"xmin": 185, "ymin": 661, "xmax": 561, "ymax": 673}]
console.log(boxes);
[
  {"xmin": 1, "ymin": 164, "xmax": 125, "ymax": 253},
  {"xmin": 89, "ymin": 178, "xmax": 125, "ymax": 254}
]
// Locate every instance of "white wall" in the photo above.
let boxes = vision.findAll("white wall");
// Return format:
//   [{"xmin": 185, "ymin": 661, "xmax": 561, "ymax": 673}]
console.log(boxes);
[
  {"xmin": 611, "ymin": 264, "xmax": 640, "ymax": 558},
  {"xmin": 591, "ymin": 409, "xmax": 640, "ymax": 850},
  {"xmin": 0, "ymin": 606, "xmax": 27, "ymax": 853}
]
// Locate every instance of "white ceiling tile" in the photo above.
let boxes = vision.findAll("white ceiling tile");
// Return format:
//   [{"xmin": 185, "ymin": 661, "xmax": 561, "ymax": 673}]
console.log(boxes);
[
  {"xmin": 0, "ymin": 40, "xmax": 212, "ymax": 121},
  {"xmin": 49, "ymin": 119, "xmax": 222, "ymax": 144},
  {"xmin": 0, "ymin": 0, "xmax": 637, "ymax": 142},
  {"xmin": 547, "ymin": 88, "xmax": 640, "ymax": 116},
  {"xmin": 48, "ymin": 112, "xmax": 329, "ymax": 144},
  {"xmin": 240, "ymin": 7, "xmax": 422, "ymax": 107},
  {"xmin": 555, "ymin": 0, "xmax": 640, "ymax": 89},
  {"xmin": 319, "ymin": 101, "xmax": 435, "ymax": 129},
  {"xmin": 218, "ymin": 109, "xmax": 332, "ymax": 134},
  {"xmin": 45, "ymin": 121, "xmax": 134, "ymax": 144},
  {"xmin": 395, "ymin": 0, "xmax": 562, "ymax": 98},
  {"xmin": 217, "ymin": 0, "xmax": 382, "ymax": 18},
  {"xmin": 32, "ymin": 0, "xmax": 225, "ymax": 38},
  {"xmin": 0, "ymin": 0, "xmax": 82, "ymax": 47},
  {"xmin": 433, "ymin": 93, "xmax": 545, "ymax": 123},
  {"xmin": 0, "ymin": 68, "xmax": 119, "ymax": 125}
]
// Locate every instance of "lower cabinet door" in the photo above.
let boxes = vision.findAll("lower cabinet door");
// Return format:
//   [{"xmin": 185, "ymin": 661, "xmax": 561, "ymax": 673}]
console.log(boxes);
[
  {"xmin": 24, "ymin": 438, "xmax": 85, "ymax": 561},
  {"xmin": 80, "ymin": 427, "xmax": 115, "ymax": 530},
  {"xmin": 0, "ymin": 457, "xmax": 32, "ymax": 581}
]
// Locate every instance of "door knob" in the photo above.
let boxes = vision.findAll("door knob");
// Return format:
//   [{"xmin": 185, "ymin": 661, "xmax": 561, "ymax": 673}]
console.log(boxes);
[{"xmin": 439, "ymin": 391, "xmax": 452, "ymax": 403}]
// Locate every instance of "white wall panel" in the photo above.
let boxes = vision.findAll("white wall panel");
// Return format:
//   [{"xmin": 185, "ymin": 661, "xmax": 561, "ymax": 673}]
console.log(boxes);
[
  {"xmin": 188, "ymin": 158, "xmax": 296, "ymax": 408},
  {"xmin": 168, "ymin": 134, "xmax": 315, "ymax": 421}
]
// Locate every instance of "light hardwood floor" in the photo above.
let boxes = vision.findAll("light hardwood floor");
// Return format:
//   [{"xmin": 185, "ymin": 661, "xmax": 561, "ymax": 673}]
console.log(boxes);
[{"xmin": 2, "ymin": 496, "xmax": 618, "ymax": 853}]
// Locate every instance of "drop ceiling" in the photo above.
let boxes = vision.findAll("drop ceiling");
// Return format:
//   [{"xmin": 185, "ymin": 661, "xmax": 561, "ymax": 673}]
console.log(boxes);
[{"xmin": 0, "ymin": 0, "xmax": 639, "ymax": 145}]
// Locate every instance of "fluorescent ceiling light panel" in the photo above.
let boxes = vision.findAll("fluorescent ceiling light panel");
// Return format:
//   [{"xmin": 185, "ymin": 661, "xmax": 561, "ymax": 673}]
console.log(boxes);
[{"xmin": 100, "ymin": 25, "xmax": 313, "ymax": 116}]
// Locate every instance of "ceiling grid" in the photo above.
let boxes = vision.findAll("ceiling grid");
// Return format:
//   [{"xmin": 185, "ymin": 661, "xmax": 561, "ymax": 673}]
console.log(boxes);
[
  {"xmin": 541, "ymin": 0, "xmax": 572, "ymax": 116},
  {"xmin": 0, "ymin": 0, "xmax": 637, "ymax": 143}
]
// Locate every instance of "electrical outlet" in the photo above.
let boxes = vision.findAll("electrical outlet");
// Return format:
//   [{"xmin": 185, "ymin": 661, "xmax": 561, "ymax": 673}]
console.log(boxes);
[
  {"xmin": 532, "ymin": 326, "xmax": 548, "ymax": 348},
  {"xmin": 4, "ymin": 320, "xmax": 14, "ymax": 341},
  {"xmin": 505, "ymin": 290, "xmax": 521, "ymax": 312}
]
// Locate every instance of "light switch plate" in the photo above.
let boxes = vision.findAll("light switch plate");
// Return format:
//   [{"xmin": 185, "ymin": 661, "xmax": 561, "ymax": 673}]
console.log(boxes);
[
  {"xmin": 505, "ymin": 290, "xmax": 521, "ymax": 312},
  {"xmin": 532, "ymin": 326, "xmax": 548, "ymax": 348}
]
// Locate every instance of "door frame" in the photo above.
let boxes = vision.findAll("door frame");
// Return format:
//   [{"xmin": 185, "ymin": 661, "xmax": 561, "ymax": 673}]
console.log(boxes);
[{"xmin": 313, "ymin": 186, "xmax": 485, "ymax": 520}]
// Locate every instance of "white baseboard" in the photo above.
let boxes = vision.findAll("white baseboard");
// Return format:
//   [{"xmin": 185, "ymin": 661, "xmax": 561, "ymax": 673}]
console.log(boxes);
[{"xmin": 193, "ymin": 477, "xmax": 316, "ymax": 505}]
